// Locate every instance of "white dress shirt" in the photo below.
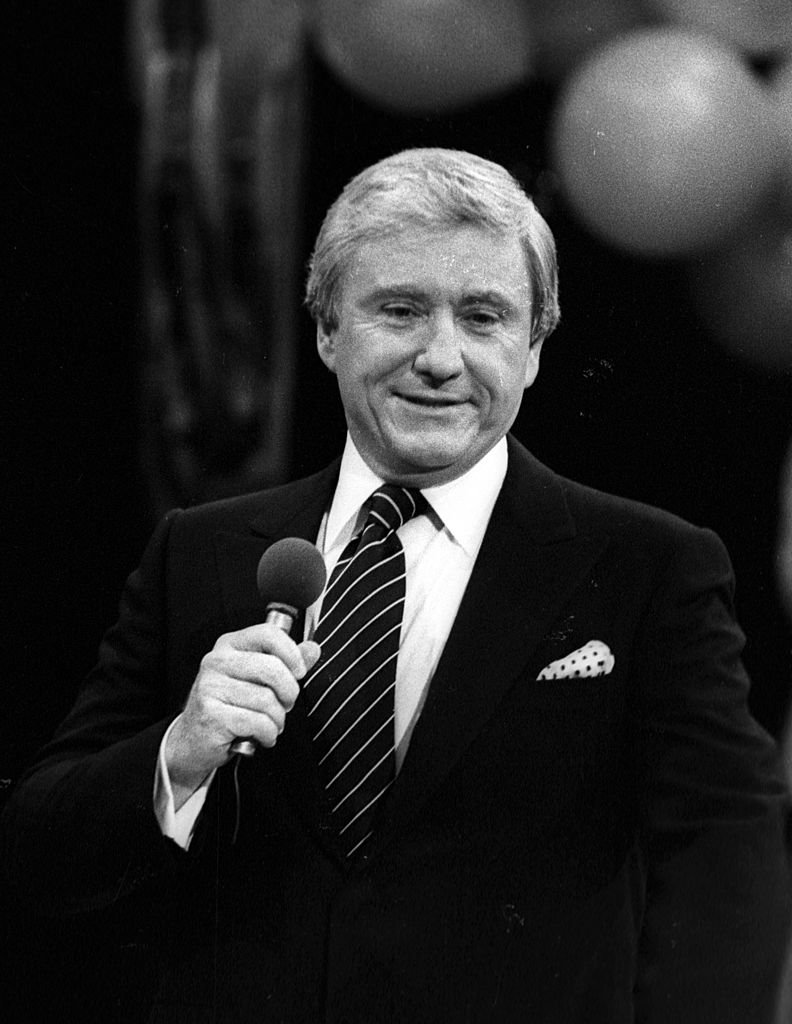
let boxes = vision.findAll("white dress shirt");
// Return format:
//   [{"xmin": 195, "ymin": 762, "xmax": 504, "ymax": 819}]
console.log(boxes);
[{"xmin": 155, "ymin": 435, "xmax": 507, "ymax": 848}]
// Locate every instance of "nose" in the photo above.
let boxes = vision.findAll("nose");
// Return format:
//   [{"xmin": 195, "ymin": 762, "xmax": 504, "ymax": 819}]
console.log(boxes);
[{"xmin": 413, "ymin": 312, "xmax": 464, "ymax": 383}]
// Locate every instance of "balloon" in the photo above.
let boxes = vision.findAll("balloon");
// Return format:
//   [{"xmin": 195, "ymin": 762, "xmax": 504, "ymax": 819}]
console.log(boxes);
[
  {"xmin": 689, "ymin": 217, "xmax": 792, "ymax": 371},
  {"xmin": 313, "ymin": 0, "xmax": 534, "ymax": 114},
  {"xmin": 646, "ymin": 0, "xmax": 792, "ymax": 57},
  {"xmin": 527, "ymin": 0, "xmax": 647, "ymax": 81},
  {"xmin": 550, "ymin": 29, "xmax": 782, "ymax": 256}
]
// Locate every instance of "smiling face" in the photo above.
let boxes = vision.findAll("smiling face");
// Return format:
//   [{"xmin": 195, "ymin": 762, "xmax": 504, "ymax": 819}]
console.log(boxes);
[{"xmin": 316, "ymin": 224, "xmax": 542, "ymax": 487}]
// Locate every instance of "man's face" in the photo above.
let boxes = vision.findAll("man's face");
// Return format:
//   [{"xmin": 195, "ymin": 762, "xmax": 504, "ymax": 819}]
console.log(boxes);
[{"xmin": 317, "ymin": 224, "xmax": 542, "ymax": 487}]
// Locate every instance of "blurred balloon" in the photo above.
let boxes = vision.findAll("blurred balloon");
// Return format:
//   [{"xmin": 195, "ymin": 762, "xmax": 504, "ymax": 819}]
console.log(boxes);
[
  {"xmin": 313, "ymin": 0, "xmax": 534, "ymax": 114},
  {"xmin": 688, "ymin": 216, "xmax": 792, "ymax": 371},
  {"xmin": 646, "ymin": 0, "xmax": 792, "ymax": 57},
  {"xmin": 550, "ymin": 28, "xmax": 782, "ymax": 256},
  {"xmin": 527, "ymin": 0, "xmax": 647, "ymax": 81}
]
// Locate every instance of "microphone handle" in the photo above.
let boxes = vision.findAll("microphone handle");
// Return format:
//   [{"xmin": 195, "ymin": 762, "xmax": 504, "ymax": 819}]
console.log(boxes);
[{"xmin": 230, "ymin": 602, "xmax": 298, "ymax": 757}]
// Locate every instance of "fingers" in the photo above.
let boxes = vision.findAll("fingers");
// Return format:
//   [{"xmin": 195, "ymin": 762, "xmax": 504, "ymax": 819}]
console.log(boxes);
[
  {"xmin": 218, "ymin": 677, "xmax": 292, "ymax": 733},
  {"xmin": 202, "ymin": 648, "xmax": 298, "ymax": 712},
  {"xmin": 219, "ymin": 624, "xmax": 319, "ymax": 684},
  {"xmin": 220, "ymin": 699, "xmax": 284, "ymax": 749},
  {"xmin": 298, "ymin": 639, "xmax": 322, "ymax": 675},
  {"xmin": 208, "ymin": 626, "xmax": 299, "ymax": 705},
  {"xmin": 165, "ymin": 625, "xmax": 324, "ymax": 786}
]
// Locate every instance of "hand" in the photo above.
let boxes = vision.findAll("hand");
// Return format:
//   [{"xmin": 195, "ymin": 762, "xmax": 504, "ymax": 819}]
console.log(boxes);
[{"xmin": 165, "ymin": 625, "xmax": 321, "ymax": 801}]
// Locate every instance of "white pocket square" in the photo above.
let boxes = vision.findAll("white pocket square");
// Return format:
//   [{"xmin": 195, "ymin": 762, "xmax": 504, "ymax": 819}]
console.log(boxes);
[{"xmin": 537, "ymin": 640, "xmax": 615, "ymax": 680}]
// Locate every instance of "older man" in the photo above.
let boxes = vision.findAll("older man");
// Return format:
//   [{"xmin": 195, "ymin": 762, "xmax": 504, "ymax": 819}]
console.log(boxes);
[{"xmin": 3, "ymin": 149, "xmax": 789, "ymax": 1023}]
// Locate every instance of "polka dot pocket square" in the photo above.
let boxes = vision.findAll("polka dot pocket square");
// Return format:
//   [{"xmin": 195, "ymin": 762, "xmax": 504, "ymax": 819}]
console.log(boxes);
[{"xmin": 537, "ymin": 640, "xmax": 615, "ymax": 680}]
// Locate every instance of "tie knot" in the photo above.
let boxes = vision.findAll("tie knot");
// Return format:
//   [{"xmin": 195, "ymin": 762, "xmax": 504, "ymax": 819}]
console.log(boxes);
[{"xmin": 366, "ymin": 484, "xmax": 426, "ymax": 535}]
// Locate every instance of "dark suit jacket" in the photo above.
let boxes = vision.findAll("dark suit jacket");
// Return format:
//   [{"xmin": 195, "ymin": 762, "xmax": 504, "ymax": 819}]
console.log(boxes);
[{"xmin": 3, "ymin": 436, "xmax": 790, "ymax": 1023}]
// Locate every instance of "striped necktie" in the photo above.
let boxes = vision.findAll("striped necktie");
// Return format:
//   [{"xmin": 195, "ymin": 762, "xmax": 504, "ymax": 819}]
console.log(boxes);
[{"xmin": 302, "ymin": 484, "xmax": 426, "ymax": 859}]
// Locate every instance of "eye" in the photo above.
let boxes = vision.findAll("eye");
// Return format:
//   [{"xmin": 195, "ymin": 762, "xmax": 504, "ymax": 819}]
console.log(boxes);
[
  {"xmin": 463, "ymin": 308, "xmax": 503, "ymax": 331},
  {"xmin": 382, "ymin": 303, "xmax": 419, "ymax": 322}
]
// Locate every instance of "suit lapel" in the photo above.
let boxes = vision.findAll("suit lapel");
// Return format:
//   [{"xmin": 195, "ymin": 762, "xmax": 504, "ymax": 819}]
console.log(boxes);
[
  {"xmin": 371, "ymin": 438, "xmax": 608, "ymax": 856},
  {"xmin": 213, "ymin": 460, "xmax": 340, "ymax": 618},
  {"xmin": 212, "ymin": 460, "xmax": 343, "ymax": 859}
]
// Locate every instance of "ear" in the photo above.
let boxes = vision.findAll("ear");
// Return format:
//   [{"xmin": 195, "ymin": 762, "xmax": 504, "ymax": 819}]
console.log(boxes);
[
  {"xmin": 523, "ymin": 338, "xmax": 543, "ymax": 389},
  {"xmin": 316, "ymin": 322, "xmax": 337, "ymax": 373}
]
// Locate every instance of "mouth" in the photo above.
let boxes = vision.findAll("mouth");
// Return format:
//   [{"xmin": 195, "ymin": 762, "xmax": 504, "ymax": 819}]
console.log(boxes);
[{"xmin": 395, "ymin": 392, "xmax": 466, "ymax": 409}]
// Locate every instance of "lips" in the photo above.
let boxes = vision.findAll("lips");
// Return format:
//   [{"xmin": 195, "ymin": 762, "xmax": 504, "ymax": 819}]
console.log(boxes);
[{"xmin": 396, "ymin": 392, "xmax": 466, "ymax": 408}]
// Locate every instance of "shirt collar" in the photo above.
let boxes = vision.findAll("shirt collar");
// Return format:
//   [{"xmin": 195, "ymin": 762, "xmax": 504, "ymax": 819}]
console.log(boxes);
[{"xmin": 324, "ymin": 434, "xmax": 508, "ymax": 558}]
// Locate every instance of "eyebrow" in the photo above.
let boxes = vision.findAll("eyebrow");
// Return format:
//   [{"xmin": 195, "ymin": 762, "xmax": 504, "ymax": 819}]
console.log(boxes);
[
  {"xmin": 363, "ymin": 285, "xmax": 519, "ymax": 310},
  {"xmin": 461, "ymin": 289, "xmax": 518, "ymax": 310}
]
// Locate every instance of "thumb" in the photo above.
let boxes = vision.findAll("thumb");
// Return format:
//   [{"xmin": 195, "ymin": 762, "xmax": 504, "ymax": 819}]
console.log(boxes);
[{"xmin": 297, "ymin": 639, "xmax": 322, "ymax": 677}]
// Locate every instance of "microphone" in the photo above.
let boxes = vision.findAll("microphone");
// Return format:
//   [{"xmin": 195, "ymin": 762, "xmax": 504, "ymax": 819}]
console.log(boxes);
[{"xmin": 230, "ymin": 537, "xmax": 327, "ymax": 757}]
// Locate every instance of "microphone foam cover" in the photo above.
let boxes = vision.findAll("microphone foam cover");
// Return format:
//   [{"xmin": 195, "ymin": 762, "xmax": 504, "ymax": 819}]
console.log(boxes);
[{"xmin": 256, "ymin": 538, "xmax": 327, "ymax": 609}]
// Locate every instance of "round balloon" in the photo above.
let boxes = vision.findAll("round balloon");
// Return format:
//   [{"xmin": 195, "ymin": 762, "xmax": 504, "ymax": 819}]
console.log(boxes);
[
  {"xmin": 550, "ymin": 28, "xmax": 782, "ymax": 255},
  {"xmin": 646, "ymin": 0, "xmax": 792, "ymax": 57},
  {"xmin": 313, "ymin": 0, "xmax": 534, "ymax": 114},
  {"xmin": 689, "ymin": 217, "xmax": 792, "ymax": 371}
]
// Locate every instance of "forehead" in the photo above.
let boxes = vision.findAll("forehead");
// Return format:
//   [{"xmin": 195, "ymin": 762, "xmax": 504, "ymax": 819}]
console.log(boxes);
[{"xmin": 342, "ymin": 224, "xmax": 532, "ymax": 302}]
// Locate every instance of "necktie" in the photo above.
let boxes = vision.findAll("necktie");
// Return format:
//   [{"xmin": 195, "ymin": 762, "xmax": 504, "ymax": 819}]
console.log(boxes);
[{"xmin": 303, "ymin": 484, "xmax": 426, "ymax": 859}]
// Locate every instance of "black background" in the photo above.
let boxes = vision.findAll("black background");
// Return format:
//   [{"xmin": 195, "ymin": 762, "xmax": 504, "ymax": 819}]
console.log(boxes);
[{"xmin": 4, "ymin": 7, "xmax": 791, "ymax": 1020}]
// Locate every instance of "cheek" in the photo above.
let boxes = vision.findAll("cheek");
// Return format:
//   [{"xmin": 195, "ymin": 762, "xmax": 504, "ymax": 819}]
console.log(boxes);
[
  {"xmin": 476, "ymin": 356, "xmax": 526, "ymax": 404},
  {"xmin": 334, "ymin": 360, "xmax": 382, "ymax": 423},
  {"xmin": 333, "ymin": 344, "xmax": 365, "ymax": 384},
  {"xmin": 338, "ymin": 343, "xmax": 404, "ymax": 394}
]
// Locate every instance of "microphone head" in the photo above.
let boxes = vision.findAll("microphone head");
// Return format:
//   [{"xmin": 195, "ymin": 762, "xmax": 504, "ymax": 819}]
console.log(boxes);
[{"xmin": 256, "ymin": 537, "xmax": 327, "ymax": 610}]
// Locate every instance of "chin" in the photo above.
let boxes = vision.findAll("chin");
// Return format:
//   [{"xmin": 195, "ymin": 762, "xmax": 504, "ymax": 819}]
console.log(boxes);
[{"xmin": 393, "ymin": 445, "xmax": 471, "ymax": 480}]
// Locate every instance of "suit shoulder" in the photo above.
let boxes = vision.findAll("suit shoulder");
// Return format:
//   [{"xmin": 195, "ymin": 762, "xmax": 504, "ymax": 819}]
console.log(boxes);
[
  {"xmin": 508, "ymin": 436, "xmax": 726, "ymax": 560},
  {"xmin": 163, "ymin": 461, "xmax": 341, "ymax": 536},
  {"xmin": 554, "ymin": 476, "xmax": 738, "ymax": 606},
  {"xmin": 558, "ymin": 474, "xmax": 724, "ymax": 553}
]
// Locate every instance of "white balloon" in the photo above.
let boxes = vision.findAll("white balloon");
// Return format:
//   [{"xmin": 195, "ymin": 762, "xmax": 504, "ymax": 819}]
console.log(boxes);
[
  {"xmin": 313, "ymin": 0, "xmax": 534, "ymax": 114},
  {"xmin": 551, "ymin": 28, "xmax": 782, "ymax": 255}
]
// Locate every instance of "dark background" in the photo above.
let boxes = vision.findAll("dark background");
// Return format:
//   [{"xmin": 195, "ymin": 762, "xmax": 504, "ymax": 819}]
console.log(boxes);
[{"xmin": 4, "ymin": 6, "xmax": 791, "ymax": 1020}]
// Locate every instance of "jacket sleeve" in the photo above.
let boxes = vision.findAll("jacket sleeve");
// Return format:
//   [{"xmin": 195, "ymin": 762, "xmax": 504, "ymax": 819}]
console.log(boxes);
[
  {"xmin": 631, "ymin": 524, "xmax": 792, "ymax": 1024},
  {"xmin": 0, "ymin": 510, "xmax": 195, "ymax": 916}
]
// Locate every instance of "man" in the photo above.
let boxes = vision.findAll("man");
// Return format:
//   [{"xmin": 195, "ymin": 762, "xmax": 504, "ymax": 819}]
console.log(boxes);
[{"xmin": 2, "ymin": 148, "xmax": 790, "ymax": 1023}]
